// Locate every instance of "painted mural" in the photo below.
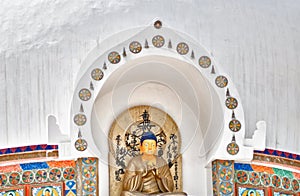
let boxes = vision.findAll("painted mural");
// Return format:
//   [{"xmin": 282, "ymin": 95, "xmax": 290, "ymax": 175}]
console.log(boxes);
[
  {"xmin": 0, "ymin": 145, "xmax": 97, "ymax": 196},
  {"xmin": 212, "ymin": 149, "xmax": 300, "ymax": 196},
  {"xmin": 238, "ymin": 187, "xmax": 264, "ymax": 196},
  {"xmin": 233, "ymin": 148, "xmax": 300, "ymax": 196},
  {"xmin": 0, "ymin": 189, "xmax": 24, "ymax": 196}
]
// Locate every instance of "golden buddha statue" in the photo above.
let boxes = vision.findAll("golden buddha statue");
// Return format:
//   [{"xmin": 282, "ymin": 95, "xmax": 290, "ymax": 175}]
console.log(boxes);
[{"xmin": 121, "ymin": 131, "xmax": 187, "ymax": 196}]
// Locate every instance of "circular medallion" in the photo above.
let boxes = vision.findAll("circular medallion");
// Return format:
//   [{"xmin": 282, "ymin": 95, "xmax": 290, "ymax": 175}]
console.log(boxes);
[
  {"xmin": 49, "ymin": 168, "xmax": 62, "ymax": 182},
  {"xmin": 220, "ymin": 167, "xmax": 233, "ymax": 181},
  {"xmin": 83, "ymin": 179, "xmax": 96, "ymax": 193},
  {"xmin": 63, "ymin": 168, "xmax": 76, "ymax": 180},
  {"xmin": 261, "ymin": 173, "xmax": 271, "ymax": 186},
  {"xmin": 199, "ymin": 56, "xmax": 211, "ymax": 68},
  {"xmin": 271, "ymin": 174, "xmax": 281, "ymax": 188},
  {"xmin": 9, "ymin": 172, "xmax": 20, "ymax": 185},
  {"xmin": 282, "ymin": 177, "xmax": 291, "ymax": 190},
  {"xmin": 35, "ymin": 169, "xmax": 47, "ymax": 182},
  {"xmin": 79, "ymin": 88, "xmax": 91, "ymax": 101},
  {"xmin": 82, "ymin": 158, "xmax": 97, "ymax": 165},
  {"xmin": 83, "ymin": 166, "xmax": 96, "ymax": 178},
  {"xmin": 291, "ymin": 179, "xmax": 299, "ymax": 191},
  {"xmin": 215, "ymin": 75, "xmax": 228, "ymax": 88},
  {"xmin": 91, "ymin": 68, "xmax": 104, "ymax": 81},
  {"xmin": 225, "ymin": 97, "xmax": 238, "ymax": 109},
  {"xmin": 22, "ymin": 171, "xmax": 34, "ymax": 183},
  {"xmin": 73, "ymin": 114, "xmax": 87, "ymax": 126},
  {"xmin": 227, "ymin": 142, "xmax": 239, "ymax": 155},
  {"xmin": 176, "ymin": 42, "xmax": 189, "ymax": 55},
  {"xmin": 75, "ymin": 138, "xmax": 88, "ymax": 151},
  {"xmin": 152, "ymin": 35, "xmax": 165, "ymax": 48},
  {"xmin": 108, "ymin": 51, "xmax": 121, "ymax": 64},
  {"xmin": 0, "ymin": 174, "xmax": 8, "ymax": 186},
  {"xmin": 229, "ymin": 119, "xmax": 241, "ymax": 132},
  {"xmin": 249, "ymin": 172, "xmax": 260, "ymax": 185},
  {"xmin": 219, "ymin": 181, "xmax": 233, "ymax": 195},
  {"xmin": 236, "ymin": 170, "xmax": 248, "ymax": 184},
  {"xmin": 129, "ymin": 41, "xmax": 142, "ymax": 54}
]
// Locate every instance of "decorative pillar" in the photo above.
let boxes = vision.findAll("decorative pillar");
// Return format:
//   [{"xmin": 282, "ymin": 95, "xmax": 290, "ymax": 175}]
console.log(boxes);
[
  {"xmin": 212, "ymin": 160, "xmax": 235, "ymax": 196},
  {"xmin": 76, "ymin": 157, "xmax": 98, "ymax": 196}
]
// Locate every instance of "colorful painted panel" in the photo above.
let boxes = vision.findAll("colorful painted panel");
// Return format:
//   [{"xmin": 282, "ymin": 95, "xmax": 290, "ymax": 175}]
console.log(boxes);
[
  {"xmin": 0, "ymin": 158, "xmax": 99, "ymax": 196},
  {"xmin": 31, "ymin": 185, "xmax": 62, "ymax": 196},
  {"xmin": 235, "ymin": 162, "xmax": 300, "ymax": 195},
  {"xmin": 234, "ymin": 163, "xmax": 300, "ymax": 180},
  {"xmin": 64, "ymin": 181, "xmax": 76, "ymax": 196},
  {"xmin": 0, "ymin": 189, "xmax": 24, "ymax": 196},
  {"xmin": 0, "ymin": 161, "xmax": 77, "ymax": 187},
  {"xmin": 254, "ymin": 149, "xmax": 300, "ymax": 161},
  {"xmin": 238, "ymin": 187, "xmax": 264, "ymax": 196},
  {"xmin": 0, "ymin": 145, "xmax": 58, "ymax": 155},
  {"xmin": 253, "ymin": 149, "xmax": 300, "ymax": 169}
]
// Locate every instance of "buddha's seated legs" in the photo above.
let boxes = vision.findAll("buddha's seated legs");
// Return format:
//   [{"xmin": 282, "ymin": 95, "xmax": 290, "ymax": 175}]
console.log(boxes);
[
  {"xmin": 156, "ymin": 192, "xmax": 187, "ymax": 196},
  {"xmin": 121, "ymin": 191, "xmax": 187, "ymax": 196},
  {"xmin": 121, "ymin": 191, "xmax": 148, "ymax": 196}
]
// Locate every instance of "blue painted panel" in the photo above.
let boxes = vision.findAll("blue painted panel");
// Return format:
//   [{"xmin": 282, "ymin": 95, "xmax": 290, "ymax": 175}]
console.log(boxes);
[
  {"xmin": 234, "ymin": 163, "xmax": 253, "ymax": 171},
  {"xmin": 20, "ymin": 162, "xmax": 49, "ymax": 170}
]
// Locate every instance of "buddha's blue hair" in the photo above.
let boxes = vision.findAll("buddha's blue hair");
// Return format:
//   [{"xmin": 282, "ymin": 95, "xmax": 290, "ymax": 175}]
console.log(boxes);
[{"xmin": 140, "ymin": 131, "xmax": 157, "ymax": 145}]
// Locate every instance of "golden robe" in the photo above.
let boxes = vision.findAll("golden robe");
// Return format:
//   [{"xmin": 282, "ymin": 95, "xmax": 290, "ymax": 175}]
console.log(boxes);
[{"xmin": 121, "ymin": 155, "xmax": 187, "ymax": 196}]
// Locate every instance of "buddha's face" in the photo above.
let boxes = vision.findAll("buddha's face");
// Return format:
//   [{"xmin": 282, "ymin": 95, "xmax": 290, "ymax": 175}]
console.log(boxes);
[
  {"xmin": 44, "ymin": 190, "xmax": 51, "ymax": 196},
  {"xmin": 140, "ymin": 139, "xmax": 157, "ymax": 155}
]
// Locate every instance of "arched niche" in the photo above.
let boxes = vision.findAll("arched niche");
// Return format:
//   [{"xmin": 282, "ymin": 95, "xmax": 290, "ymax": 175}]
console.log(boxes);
[
  {"xmin": 107, "ymin": 106, "xmax": 184, "ymax": 195},
  {"xmin": 70, "ymin": 22, "xmax": 254, "ymax": 195}
]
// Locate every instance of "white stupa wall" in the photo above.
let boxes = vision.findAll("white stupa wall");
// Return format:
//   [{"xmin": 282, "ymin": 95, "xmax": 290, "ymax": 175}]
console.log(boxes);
[{"xmin": 0, "ymin": 1, "xmax": 300, "ymax": 155}]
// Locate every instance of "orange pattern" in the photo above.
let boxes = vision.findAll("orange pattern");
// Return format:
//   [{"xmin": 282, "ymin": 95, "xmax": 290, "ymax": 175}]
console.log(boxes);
[
  {"xmin": 251, "ymin": 164, "xmax": 274, "ymax": 174},
  {"xmin": 293, "ymin": 172, "xmax": 300, "ymax": 179},
  {"xmin": 47, "ymin": 160, "xmax": 76, "ymax": 168},
  {"xmin": 0, "ymin": 164, "xmax": 22, "ymax": 172}
]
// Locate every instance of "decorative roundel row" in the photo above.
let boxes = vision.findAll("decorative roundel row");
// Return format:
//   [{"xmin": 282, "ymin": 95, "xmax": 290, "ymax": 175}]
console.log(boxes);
[
  {"xmin": 225, "ymin": 95, "xmax": 240, "ymax": 155},
  {"xmin": 74, "ymin": 32, "xmax": 242, "ymax": 154},
  {"xmin": 236, "ymin": 170, "xmax": 300, "ymax": 192},
  {"xmin": 103, "ymin": 35, "xmax": 214, "ymax": 68},
  {"xmin": 0, "ymin": 167, "xmax": 75, "ymax": 187},
  {"xmin": 76, "ymin": 35, "xmax": 220, "ymax": 105}
]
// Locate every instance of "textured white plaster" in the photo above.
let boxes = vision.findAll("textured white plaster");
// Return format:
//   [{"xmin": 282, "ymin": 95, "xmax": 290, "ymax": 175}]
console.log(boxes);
[
  {"xmin": 244, "ymin": 121, "xmax": 266, "ymax": 151},
  {"xmin": 0, "ymin": 0, "xmax": 300, "ymax": 155}
]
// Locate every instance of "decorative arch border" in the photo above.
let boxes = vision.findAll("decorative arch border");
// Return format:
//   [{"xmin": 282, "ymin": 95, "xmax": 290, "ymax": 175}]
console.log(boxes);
[{"xmin": 70, "ymin": 20, "xmax": 253, "ymax": 162}]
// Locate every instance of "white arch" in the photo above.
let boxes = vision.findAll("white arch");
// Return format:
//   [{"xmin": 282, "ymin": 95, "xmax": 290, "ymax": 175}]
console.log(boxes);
[{"xmin": 69, "ymin": 22, "xmax": 254, "ymax": 195}]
